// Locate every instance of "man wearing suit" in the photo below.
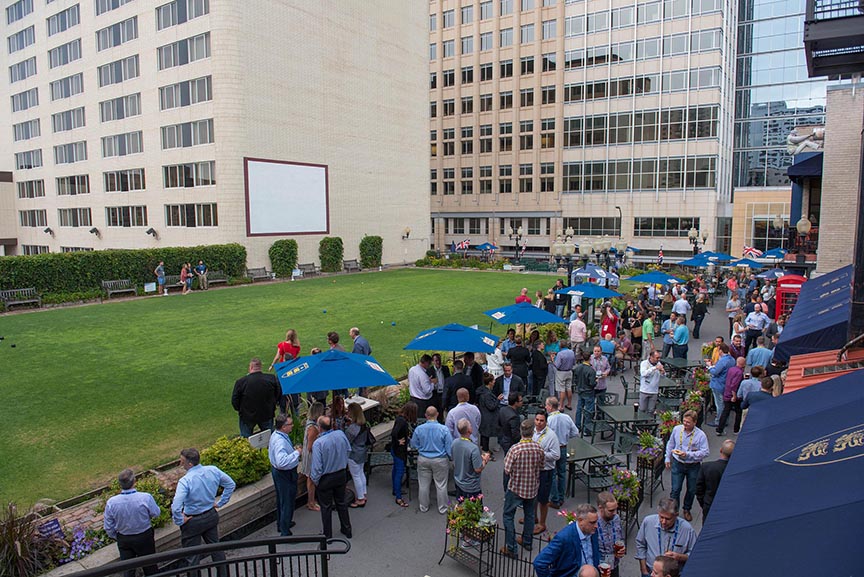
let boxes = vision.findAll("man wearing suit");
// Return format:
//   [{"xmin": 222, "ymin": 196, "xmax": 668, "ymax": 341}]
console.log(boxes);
[
  {"xmin": 442, "ymin": 360, "xmax": 473, "ymax": 411},
  {"xmin": 349, "ymin": 327, "xmax": 372, "ymax": 397},
  {"xmin": 533, "ymin": 503, "xmax": 601, "ymax": 577},
  {"xmin": 497, "ymin": 392, "xmax": 523, "ymax": 455},
  {"xmin": 427, "ymin": 353, "xmax": 451, "ymax": 422},
  {"xmin": 462, "ymin": 352, "xmax": 484, "ymax": 402},
  {"xmin": 696, "ymin": 439, "xmax": 735, "ymax": 521},
  {"xmin": 493, "ymin": 363, "xmax": 526, "ymax": 405},
  {"xmin": 507, "ymin": 336, "xmax": 532, "ymax": 383}
]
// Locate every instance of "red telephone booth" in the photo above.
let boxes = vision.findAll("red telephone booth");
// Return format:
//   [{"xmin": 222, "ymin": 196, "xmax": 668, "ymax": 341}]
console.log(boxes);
[{"xmin": 775, "ymin": 274, "xmax": 808, "ymax": 320}]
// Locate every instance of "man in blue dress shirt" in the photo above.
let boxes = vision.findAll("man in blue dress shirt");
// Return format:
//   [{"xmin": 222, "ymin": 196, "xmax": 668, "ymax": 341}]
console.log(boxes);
[
  {"xmin": 533, "ymin": 503, "xmax": 601, "ymax": 577},
  {"xmin": 103, "ymin": 469, "xmax": 161, "ymax": 577},
  {"xmin": 269, "ymin": 413, "xmax": 301, "ymax": 536},
  {"xmin": 309, "ymin": 415, "xmax": 352, "ymax": 539},
  {"xmin": 350, "ymin": 327, "xmax": 372, "ymax": 396},
  {"xmin": 664, "ymin": 411, "xmax": 709, "ymax": 522},
  {"xmin": 171, "ymin": 448, "xmax": 236, "ymax": 576},
  {"xmin": 410, "ymin": 406, "xmax": 453, "ymax": 514}
]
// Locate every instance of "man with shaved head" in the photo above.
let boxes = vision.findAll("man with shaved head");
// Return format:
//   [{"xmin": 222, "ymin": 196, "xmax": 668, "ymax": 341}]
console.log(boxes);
[
  {"xmin": 445, "ymin": 388, "xmax": 481, "ymax": 443},
  {"xmin": 696, "ymin": 439, "xmax": 735, "ymax": 521},
  {"xmin": 411, "ymin": 406, "xmax": 453, "ymax": 514}
]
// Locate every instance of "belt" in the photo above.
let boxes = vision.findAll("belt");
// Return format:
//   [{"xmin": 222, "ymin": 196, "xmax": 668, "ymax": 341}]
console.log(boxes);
[
  {"xmin": 186, "ymin": 508, "xmax": 214, "ymax": 518},
  {"xmin": 117, "ymin": 527, "xmax": 153, "ymax": 537}
]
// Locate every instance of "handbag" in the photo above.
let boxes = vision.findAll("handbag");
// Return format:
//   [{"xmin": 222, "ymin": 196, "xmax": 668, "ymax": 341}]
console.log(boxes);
[
  {"xmin": 632, "ymin": 325, "xmax": 643, "ymax": 338},
  {"xmin": 365, "ymin": 425, "xmax": 376, "ymax": 448}
]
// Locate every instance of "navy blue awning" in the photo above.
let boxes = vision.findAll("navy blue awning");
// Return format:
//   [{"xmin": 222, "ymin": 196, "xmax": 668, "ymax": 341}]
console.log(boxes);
[
  {"xmin": 772, "ymin": 265, "xmax": 852, "ymax": 363},
  {"xmin": 786, "ymin": 152, "xmax": 823, "ymax": 179},
  {"xmin": 684, "ymin": 369, "xmax": 864, "ymax": 577}
]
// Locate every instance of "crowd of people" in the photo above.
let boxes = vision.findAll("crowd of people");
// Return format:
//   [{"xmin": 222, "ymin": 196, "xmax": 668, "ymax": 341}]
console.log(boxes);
[{"xmin": 102, "ymin": 267, "xmax": 788, "ymax": 577}]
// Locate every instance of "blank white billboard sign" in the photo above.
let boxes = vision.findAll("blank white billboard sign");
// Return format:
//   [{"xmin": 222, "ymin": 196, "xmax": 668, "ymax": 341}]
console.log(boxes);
[{"xmin": 244, "ymin": 158, "xmax": 329, "ymax": 236}]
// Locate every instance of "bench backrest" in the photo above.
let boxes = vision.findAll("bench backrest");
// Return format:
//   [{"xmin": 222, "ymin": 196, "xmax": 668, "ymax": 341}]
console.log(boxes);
[
  {"xmin": 0, "ymin": 287, "xmax": 37, "ymax": 298},
  {"xmin": 248, "ymin": 267, "xmax": 267, "ymax": 275},
  {"xmin": 102, "ymin": 280, "xmax": 133, "ymax": 289}
]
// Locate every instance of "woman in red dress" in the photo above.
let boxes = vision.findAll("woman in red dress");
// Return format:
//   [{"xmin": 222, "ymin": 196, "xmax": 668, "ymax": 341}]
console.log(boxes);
[{"xmin": 269, "ymin": 329, "xmax": 300, "ymax": 370}]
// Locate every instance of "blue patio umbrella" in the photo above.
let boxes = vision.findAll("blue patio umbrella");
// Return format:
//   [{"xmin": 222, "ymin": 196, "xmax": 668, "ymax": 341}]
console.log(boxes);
[
  {"xmin": 757, "ymin": 268, "xmax": 787, "ymax": 279},
  {"xmin": 572, "ymin": 264, "xmax": 607, "ymax": 278},
  {"xmin": 627, "ymin": 271, "xmax": 685, "ymax": 285},
  {"xmin": 763, "ymin": 247, "xmax": 788, "ymax": 260},
  {"xmin": 404, "ymin": 323, "xmax": 499, "ymax": 353},
  {"xmin": 483, "ymin": 302, "xmax": 565, "ymax": 326},
  {"xmin": 700, "ymin": 251, "xmax": 734, "ymax": 262},
  {"xmin": 677, "ymin": 256, "xmax": 712, "ymax": 267},
  {"xmin": 476, "ymin": 242, "xmax": 498, "ymax": 251},
  {"xmin": 626, "ymin": 246, "xmax": 641, "ymax": 253},
  {"xmin": 275, "ymin": 349, "xmax": 397, "ymax": 395},
  {"xmin": 729, "ymin": 258, "xmax": 764, "ymax": 269},
  {"xmin": 554, "ymin": 284, "xmax": 622, "ymax": 300}
]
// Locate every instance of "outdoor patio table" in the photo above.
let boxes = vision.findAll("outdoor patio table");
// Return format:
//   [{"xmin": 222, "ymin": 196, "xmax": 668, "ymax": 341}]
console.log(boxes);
[
  {"xmin": 566, "ymin": 436, "xmax": 607, "ymax": 500},
  {"xmin": 661, "ymin": 357, "xmax": 703, "ymax": 379},
  {"xmin": 599, "ymin": 405, "xmax": 657, "ymax": 436}
]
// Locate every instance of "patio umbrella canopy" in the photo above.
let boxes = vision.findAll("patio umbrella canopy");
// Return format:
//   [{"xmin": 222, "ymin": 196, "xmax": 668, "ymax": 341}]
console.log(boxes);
[
  {"xmin": 275, "ymin": 349, "xmax": 397, "ymax": 395},
  {"xmin": 757, "ymin": 268, "xmax": 787, "ymax": 280},
  {"xmin": 728, "ymin": 258, "xmax": 764, "ymax": 269},
  {"xmin": 677, "ymin": 256, "xmax": 712, "ymax": 267},
  {"xmin": 762, "ymin": 247, "xmax": 788, "ymax": 260},
  {"xmin": 475, "ymin": 242, "xmax": 498, "ymax": 251},
  {"xmin": 572, "ymin": 264, "xmax": 607, "ymax": 278},
  {"xmin": 627, "ymin": 271, "xmax": 685, "ymax": 285},
  {"xmin": 403, "ymin": 322, "xmax": 499, "ymax": 353},
  {"xmin": 684, "ymin": 369, "xmax": 864, "ymax": 577},
  {"xmin": 483, "ymin": 302, "xmax": 565, "ymax": 325},
  {"xmin": 554, "ymin": 285, "xmax": 622, "ymax": 300},
  {"xmin": 700, "ymin": 251, "xmax": 734, "ymax": 262}
]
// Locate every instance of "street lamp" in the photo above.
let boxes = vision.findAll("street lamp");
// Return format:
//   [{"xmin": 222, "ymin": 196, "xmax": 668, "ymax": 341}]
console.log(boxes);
[
  {"xmin": 578, "ymin": 240, "xmax": 593, "ymax": 270},
  {"xmin": 551, "ymin": 236, "xmax": 577, "ymax": 281},
  {"xmin": 688, "ymin": 227, "xmax": 707, "ymax": 256},
  {"xmin": 796, "ymin": 216, "xmax": 812, "ymax": 255},
  {"xmin": 508, "ymin": 225, "xmax": 525, "ymax": 263},
  {"xmin": 614, "ymin": 239, "xmax": 628, "ymax": 265}
]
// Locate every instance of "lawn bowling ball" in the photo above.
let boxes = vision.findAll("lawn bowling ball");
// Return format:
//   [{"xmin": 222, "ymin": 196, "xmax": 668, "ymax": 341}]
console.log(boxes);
[
  {"xmin": 10, "ymin": 344, "xmax": 15, "ymax": 348},
  {"xmin": 391, "ymin": 322, "xmax": 396, "ymax": 326},
  {"xmin": 322, "ymin": 309, "xmax": 327, "ymax": 313}
]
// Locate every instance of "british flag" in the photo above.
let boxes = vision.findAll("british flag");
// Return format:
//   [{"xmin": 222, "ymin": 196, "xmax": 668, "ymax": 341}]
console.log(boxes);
[
  {"xmin": 657, "ymin": 246, "xmax": 664, "ymax": 265},
  {"xmin": 456, "ymin": 239, "xmax": 470, "ymax": 250},
  {"xmin": 743, "ymin": 245, "xmax": 764, "ymax": 258}
]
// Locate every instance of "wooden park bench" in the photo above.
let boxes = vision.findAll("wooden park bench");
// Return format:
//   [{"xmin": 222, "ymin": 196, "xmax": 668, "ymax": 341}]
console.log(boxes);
[
  {"xmin": 0, "ymin": 287, "xmax": 41, "ymax": 312},
  {"xmin": 163, "ymin": 274, "xmax": 185, "ymax": 292},
  {"xmin": 246, "ymin": 267, "xmax": 271, "ymax": 282},
  {"xmin": 206, "ymin": 270, "xmax": 229, "ymax": 286},
  {"xmin": 343, "ymin": 259, "xmax": 361, "ymax": 273},
  {"xmin": 101, "ymin": 279, "xmax": 137, "ymax": 299},
  {"xmin": 298, "ymin": 263, "xmax": 320, "ymax": 277}
]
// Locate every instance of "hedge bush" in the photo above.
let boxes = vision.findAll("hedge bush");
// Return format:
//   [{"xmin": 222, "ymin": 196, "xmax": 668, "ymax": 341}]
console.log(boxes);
[
  {"xmin": 358, "ymin": 235, "xmax": 383, "ymax": 269},
  {"xmin": 414, "ymin": 256, "xmax": 506, "ymax": 270},
  {"xmin": 0, "ymin": 244, "xmax": 247, "ymax": 293},
  {"xmin": 200, "ymin": 436, "xmax": 270, "ymax": 487},
  {"xmin": 268, "ymin": 239, "xmax": 299, "ymax": 278},
  {"xmin": 319, "ymin": 237, "xmax": 344, "ymax": 273}
]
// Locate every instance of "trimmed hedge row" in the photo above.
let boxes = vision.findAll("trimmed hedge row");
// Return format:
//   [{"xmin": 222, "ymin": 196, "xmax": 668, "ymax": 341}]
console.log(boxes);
[
  {"xmin": 359, "ymin": 235, "xmax": 383, "ymax": 269},
  {"xmin": 268, "ymin": 239, "xmax": 299, "ymax": 278},
  {"xmin": 0, "ymin": 243, "xmax": 247, "ymax": 293}
]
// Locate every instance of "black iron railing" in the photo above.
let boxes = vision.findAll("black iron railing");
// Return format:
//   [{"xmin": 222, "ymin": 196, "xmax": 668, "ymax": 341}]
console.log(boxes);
[
  {"xmin": 807, "ymin": 0, "xmax": 864, "ymax": 21},
  {"xmin": 64, "ymin": 535, "xmax": 350, "ymax": 577}
]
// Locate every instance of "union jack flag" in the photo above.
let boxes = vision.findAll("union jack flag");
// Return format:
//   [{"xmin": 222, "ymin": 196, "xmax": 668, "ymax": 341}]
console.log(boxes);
[
  {"xmin": 743, "ymin": 245, "xmax": 764, "ymax": 258},
  {"xmin": 456, "ymin": 239, "xmax": 470, "ymax": 250},
  {"xmin": 657, "ymin": 246, "xmax": 664, "ymax": 265}
]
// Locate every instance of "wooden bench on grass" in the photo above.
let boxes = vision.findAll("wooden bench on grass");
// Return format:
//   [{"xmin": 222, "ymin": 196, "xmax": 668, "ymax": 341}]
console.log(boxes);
[
  {"xmin": 163, "ymin": 274, "xmax": 185, "ymax": 292},
  {"xmin": 343, "ymin": 259, "xmax": 361, "ymax": 273},
  {"xmin": 298, "ymin": 263, "xmax": 320, "ymax": 277},
  {"xmin": 207, "ymin": 270, "xmax": 229, "ymax": 286},
  {"xmin": 246, "ymin": 267, "xmax": 271, "ymax": 282},
  {"xmin": 101, "ymin": 279, "xmax": 137, "ymax": 299},
  {"xmin": 0, "ymin": 287, "xmax": 41, "ymax": 311}
]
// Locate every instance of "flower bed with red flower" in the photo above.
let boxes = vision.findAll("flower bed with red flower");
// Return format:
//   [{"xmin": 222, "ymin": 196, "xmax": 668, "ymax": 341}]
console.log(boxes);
[{"xmin": 446, "ymin": 495, "xmax": 496, "ymax": 540}]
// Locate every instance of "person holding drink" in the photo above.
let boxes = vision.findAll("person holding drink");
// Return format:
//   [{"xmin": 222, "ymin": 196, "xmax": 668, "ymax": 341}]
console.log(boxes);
[
  {"xmin": 533, "ymin": 503, "xmax": 601, "ymax": 577},
  {"xmin": 596, "ymin": 492, "xmax": 626, "ymax": 577}
]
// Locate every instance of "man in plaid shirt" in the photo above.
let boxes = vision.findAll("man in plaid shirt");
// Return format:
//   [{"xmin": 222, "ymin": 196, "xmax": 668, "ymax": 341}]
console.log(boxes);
[{"xmin": 501, "ymin": 419, "xmax": 545, "ymax": 557}]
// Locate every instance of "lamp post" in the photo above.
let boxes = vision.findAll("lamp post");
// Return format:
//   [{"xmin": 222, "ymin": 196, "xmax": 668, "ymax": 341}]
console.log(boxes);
[
  {"xmin": 551, "ymin": 236, "xmax": 577, "ymax": 281},
  {"xmin": 688, "ymin": 227, "xmax": 707, "ymax": 256},
  {"xmin": 508, "ymin": 225, "xmax": 525, "ymax": 263},
  {"xmin": 796, "ymin": 216, "xmax": 812, "ymax": 257},
  {"xmin": 578, "ymin": 240, "xmax": 593, "ymax": 275},
  {"xmin": 614, "ymin": 239, "xmax": 628, "ymax": 266}
]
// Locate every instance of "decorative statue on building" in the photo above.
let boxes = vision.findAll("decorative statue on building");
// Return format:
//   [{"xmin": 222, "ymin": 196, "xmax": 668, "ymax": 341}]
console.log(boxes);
[{"xmin": 786, "ymin": 127, "xmax": 825, "ymax": 155}]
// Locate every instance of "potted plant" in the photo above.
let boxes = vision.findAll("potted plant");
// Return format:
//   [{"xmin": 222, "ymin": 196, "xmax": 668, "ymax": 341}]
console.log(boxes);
[
  {"xmin": 658, "ymin": 411, "xmax": 680, "ymax": 442},
  {"xmin": 636, "ymin": 431, "xmax": 664, "ymax": 464},
  {"xmin": 679, "ymin": 390, "xmax": 705, "ymax": 427},
  {"xmin": 610, "ymin": 468, "xmax": 641, "ymax": 520},
  {"xmin": 446, "ymin": 495, "xmax": 496, "ymax": 544}
]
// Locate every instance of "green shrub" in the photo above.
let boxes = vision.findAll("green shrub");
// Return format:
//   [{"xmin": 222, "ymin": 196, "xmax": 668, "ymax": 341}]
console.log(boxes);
[
  {"xmin": 425, "ymin": 250, "xmax": 439, "ymax": 257},
  {"xmin": 358, "ymin": 236, "xmax": 383, "ymax": 269},
  {"xmin": 0, "ymin": 503, "xmax": 66, "ymax": 577},
  {"xmin": 318, "ymin": 237, "xmax": 344, "ymax": 273},
  {"xmin": 268, "ymin": 239, "xmax": 299, "ymax": 278},
  {"xmin": 200, "ymin": 437, "xmax": 270, "ymax": 487},
  {"xmin": 0, "ymin": 244, "xmax": 247, "ymax": 293},
  {"xmin": 414, "ymin": 256, "xmax": 505, "ymax": 270},
  {"xmin": 42, "ymin": 290, "xmax": 104, "ymax": 305}
]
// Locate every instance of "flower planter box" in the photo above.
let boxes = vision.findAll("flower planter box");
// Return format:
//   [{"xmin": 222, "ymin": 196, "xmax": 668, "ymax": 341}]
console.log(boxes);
[
  {"xmin": 637, "ymin": 454, "xmax": 666, "ymax": 508},
  {"xmin": 441, "ymin": 526, "xmax": 496, "ymax": 576}
]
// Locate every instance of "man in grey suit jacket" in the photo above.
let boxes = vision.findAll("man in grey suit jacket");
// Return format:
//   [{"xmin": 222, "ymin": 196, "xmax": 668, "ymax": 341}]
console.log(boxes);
[{"xmin": 493, "ymin": 363, "xmax": 526, "ymax": 404}]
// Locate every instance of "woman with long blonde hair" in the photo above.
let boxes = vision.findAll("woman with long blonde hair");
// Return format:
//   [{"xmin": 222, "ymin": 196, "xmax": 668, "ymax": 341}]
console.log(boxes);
[{"xmin": 270, "ymin": 329, "xmax": 301, "ymax": 370}]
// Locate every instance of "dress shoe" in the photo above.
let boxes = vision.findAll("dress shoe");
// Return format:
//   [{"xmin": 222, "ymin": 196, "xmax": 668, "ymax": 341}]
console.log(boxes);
[
  {"xmin": 682, "ymin": 510, "xmax": 692, "ymax": 522},
  {"xmin": 340, "ymin": 528, "xmax": 352, "ymax": 539}
]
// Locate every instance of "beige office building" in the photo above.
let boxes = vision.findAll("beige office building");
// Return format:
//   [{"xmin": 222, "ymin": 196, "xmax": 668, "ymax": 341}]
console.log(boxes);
[
  {"xmin": 430, "ymin": 0, "xmax": 736, "ymax": 261},
  {"xmin": 0, "ymin": 1, "xmax": 430, "ymax": 265}
]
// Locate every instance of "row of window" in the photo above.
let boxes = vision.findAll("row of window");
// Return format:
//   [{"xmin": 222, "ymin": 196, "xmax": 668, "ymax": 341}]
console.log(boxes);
[
  {"xmin": 431, "ymin": 0, "xmax": 556, "ymax": 32},
  {"xmin": 434, "ymin": 216, "xmax": 703, "ymax": 238},
  {"xmin": 13, "ymin": 119, "xmax": 214, "ymax": 169},
  {"xmin": 562, "ymin": 156, "xmax": 717, "ymax": 191},
  {"xmin": 430, "ymin": 20, "xmax": 556, "ymax": 60},
  {"xmin": 563, "ymin": 0, "xmax": 722, "ymax": 37},
  {"xmin": 633, "ymin": 217, "xmax": 703, "ymax": 237},
  {"xmin": 432, "ymin": 162, "xmax": 556, "ymax": 194},
  {"xmin": 19, "ymin": 203, "xmax": 218, "ymax": 229},
  {"xmin": 563, "ymin": 105, "xmax": 720, "ymax": 147},
  {"xmin": 16, "ymin": 162, "xmax": 216, "ymax": 199},
  {"xmin": 7, "ymin": 0, "xmax": 207, "ymax": 34}
]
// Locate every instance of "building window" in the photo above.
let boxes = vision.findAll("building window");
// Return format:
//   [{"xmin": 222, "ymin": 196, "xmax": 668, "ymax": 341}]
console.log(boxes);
[
  {"xmin": 21, "ymin": 245, "xmax": 49, "ymax": 255},
  {"xmin": 480, "ymin": 62, "xmax": 493, "ymax": 81},
  {"xmin": 47, "ymin": 4, "xmax": 80, "ymax": 36},
  {"xmin": 49, "ymin": 73, "xmax": 83, "ymax": 101},
  {"xmin": 104, "ymin": 169, "xmax": 145, "ymax": 192},
  {"xmin": 479, "ymin": 124, "xmax": 493, "ymax": 152},
  {"xmin": 500, "ymin": 0, "xmax": 513, "ymax": 15},
  {"xmin": 541, "ymin": 162, "xmax": 555, "ymax": 191},
  {"xmin": 9, "ymin": 56, "xmax": 37, "ymax": 83},
  {"xmin": 520, "ymin": 88, "xmax": 533, "ymax": 107},
  {"xmin": 468, "ymin": 217, "xmax": 481, "ymax": 234},
  {"xmin": 541, "ymin": 85, "xmax": 555, "ymax": 104},
  {"xmin": 156, "ymin": 0, "xmax": 209, "ymax": 31},
  {"xmin": 462, "ymin": 169, "xmax": 474, "ymax": 194},
  {"xmin": 633, "ymin": 217, "xmax": 701, "ymax": 237},
  {"xmin": 430, "ymin": 130, "xmax": 437, "ymax": 157},
  {"xmin": 17, "ymin": 179, "xmax": 44, "ymax": 199},
  {"xmin": 429, "ymin": 13, "xmax": 436, "ymax": 31},
  {"xmin": 521, "ymin": 23, "xmax": 534, "ymax": 43},
  {"xmin": 442, "ymin": 9, "xmax": 454, "ymax": 27},
  {"xmin": 542, "ymin": 19, "xmax": 556, "ymax": 39},
  {"xmin": 57, "ymin": 207, "xmax": 91, "ymax": 227},
  {"xmin": 100, "ymin": 93, "xmax": 142, "ymax": 121},
  {"xmin": 564, "ymin": 217, "xmax": 622, "ymax": 236},
  {"xmin": 157, "ymin": 32, "xmax": 210, "ymax": 70},
  {"xmin": 430, "ymin": 43, "xmax": 436, "ymax": 60},
  {"xmin": 13, "ymin": 119, "xmax": 40, "ymax": 141},
  {"xmin": 6, "ymin": 0, "xmax": 33, "ymax": 24},
  {"xmin": 499, "ymin": 122, "xmax": 513, "ymax": 151},
  {"xmin": 19, "ymin": 209, "xmax": 47, "ymax": 227},
  {"xmin": 745, "ymin": 204, "xmax": 790, "ymax": 252},
  {"xmin": 522, "ymin": 0, "xmax": 535, "ymax": 9},
  {"xmin": 430, "ymin": 72, "xmax": 437, "ymax": 89},
  {"xmin": 453, "ymin": 218, "xmax": 465, "ymax": 234},
  {"xmin": 95, "ymin": 16, "xmax": 137, "ymax": 51},
  {"xmin": 461, "ymin": 126, "xmax": 473, "ymax": 155},
  {"xmin": 443, "ymin": 39, "xmax": 455, "ymax": 57},
  {"xmin": 97, "ymin": 55, "xmax": 139, "ymax": 87},
  {"xmin": 430, "ymin": 169, "xmax": 437, "ymax": 195},
  {"xmin": 500, "ymin": 91, "xmax": 513, "ymax": 109},
  {"xmin": 480, "ymin": 1, "xmax": 493, "ymax": 19},
  {"xmin": 527, "ymin": 217, "xmax": 541, "ymax": 235},
  {"xmin": 11, "ymin": 87, "xmax": 39, "ymax": 112},
  {"xmin": 53, "ymin": 141, "xmax": 87, "ymax": 164},
  {"xmin": 51, "ymin": 107, "xmax": 85, "ymax": 132},
  {"xmin": 163, "ymin": 161, "xmax": 215, "ymax": 188},
  {"xmin": 500, "ymin": 60, "xmax": 513, "ymax": 79},
  {"xmin": 15, "ymin": 148, "xmax": 42, "ymax": 169},
  {"xmin": 520, "ymin": 56, "xmax": 534, "ymax": 75},
  {"xmin": 96, "ymin": 0, "xmax": 134, "ymax": 16},
  {"xmin": 160, "ymin": 119, "xmax": 214, "ymax": 149},
  {"xmin": 164, "ymin": 203, "xmax": 217, "ymax": 227},
  {"xmin": 443, "ymin": 69, "xmax": 454, "ymax": 87},
  {"xmin": 57, "ymin": 174, "xmax": 90, "ymax": 195},
  {"xmin": 61, "ymin": 246, "xmax": 94, "ymax": 252},
  {"xmin": 461, "ymin": 66, "xmax": 473, "ymax": 84},
  {"xmin": 443, "ymin": 168, "xmax": 455, "ymax": 195},
  {"xmin": 480, "ymin": 31, "xmax": 493, "ymax": 51},
  {"xmin": 106, "ymin": 205, "xmax": 148, "ymax": 227},
  {"xmin": 480, "ymin": 165, "xmax": 492, "ymax": 193},
  {"xmin": 461, "ymin": 35, "xmax": 473, "ymax": 54},
  {"xmin": 500, "ymin": 28, "xmax": 513, "ymax": 47},
  {"xmin": 430, "ymin": 101, "xmax": 437, "ymax": 117},
  {"xmin": 479, "ymin": 93, "xmax": 492, "ymax": 112},
  {"xmin": 102, "ymin": 131, "xmax": 143, "ymax": 157},
  {"xmin": 442, "ymin": 127, "xmax": 455, "ymax": 156},
  {"xmin": 542, "ymin": 52, "xmax": 556, "ymax": 71},
  {"xmin": 541, "ymin": 118, "xmax": 555, "ymax": 148},
  {"xmin": 442, "ymin": 99, "xmax": 455, "ymax": 115},
  {"xmin": 461, "ymin": 96, "xmax": 473, "ymax": 114},
  {"xmin": 8, "ymin": 25, "xmax": 36, "ymax": 54},
  {"xmin": 521, "ymin": 176, "xmax": 534, "ymax": 193},
  {"xmin": 48, "ymin": 38, "xmax": 82, "ymax": 69}
]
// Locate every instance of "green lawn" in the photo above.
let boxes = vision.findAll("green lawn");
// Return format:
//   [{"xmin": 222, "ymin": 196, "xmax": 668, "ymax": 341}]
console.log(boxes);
[{"xmin": 0, "ymin": 268, "xmax": 586, "ymax": 505}]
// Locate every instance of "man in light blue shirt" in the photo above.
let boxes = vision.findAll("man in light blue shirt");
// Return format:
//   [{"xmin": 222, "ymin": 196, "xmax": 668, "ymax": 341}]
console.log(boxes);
[
  {"xmin": 737, "ymin": 366, "xmax": 764, "ymax": 404},
  {"xmin": 744, "ymin": 303, "xmax": 771, "ymax": 353},
  {"xmin": 445, "ymin": 388, "xmax": 481, "ymax": 442},
  {"xmin": 411, "ymin": 406, "xmax": 453, "ymax": 514},
  {"xmin": 171, "ymin": 448, "xmax": 236, "ymax": 575},
  {"xmin": 672, "ymin": 317, "xmax": 690, "ymax": 359},
  {"xmin": 746, "ymin": 336, "xmax": 773, "ymax": 369},
  {"xmin": 104, "ymin": 469, "xmax": 161, "ymax": 577},
  {"xmin": 501, "ymin": 328, "xmax": 517, "ymax": 356},
  {"xmin": 269, "ymin": 413, "xmax": 301, "ymax": 536},
  {"xmin": 660, "ymin": 313, "xmax": 678, "ymax": 358},
  {"xmin": 310, "ymin": 416, "xmax": 352, "ymax": 539},
  {"xmin": 635, "ymin": 498, "xmax": 698, "ymax": 577},
  {"xmin": 545, "ymin": 396, "xmax": 579, "ymax": 508},
  {"xmin": 664, "ymin": 411, "xmax": 709, "ymax": 522}
]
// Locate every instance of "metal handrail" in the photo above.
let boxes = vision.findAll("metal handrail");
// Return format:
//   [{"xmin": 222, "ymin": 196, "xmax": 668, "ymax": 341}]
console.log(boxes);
[
  {"xmin": 64, "ymin": 535, "xmax": 351, "ymax": 577},
  {"xmin": 808, "ymin": 0, "xmax": 864, "ymax": 20}
]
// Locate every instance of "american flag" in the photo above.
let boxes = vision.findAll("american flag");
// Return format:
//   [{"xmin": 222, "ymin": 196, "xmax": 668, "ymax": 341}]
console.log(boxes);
[
  {"xmin": 657, "ymin": 246, "xmax": 664, "ymax": 265},
  {"xmin": 743, "ymin": 245, "xmax": 764, "ymax": 258},
  {"xmin": 456, "ymin": 239, "xmax": 470, "ymax": 250}
]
